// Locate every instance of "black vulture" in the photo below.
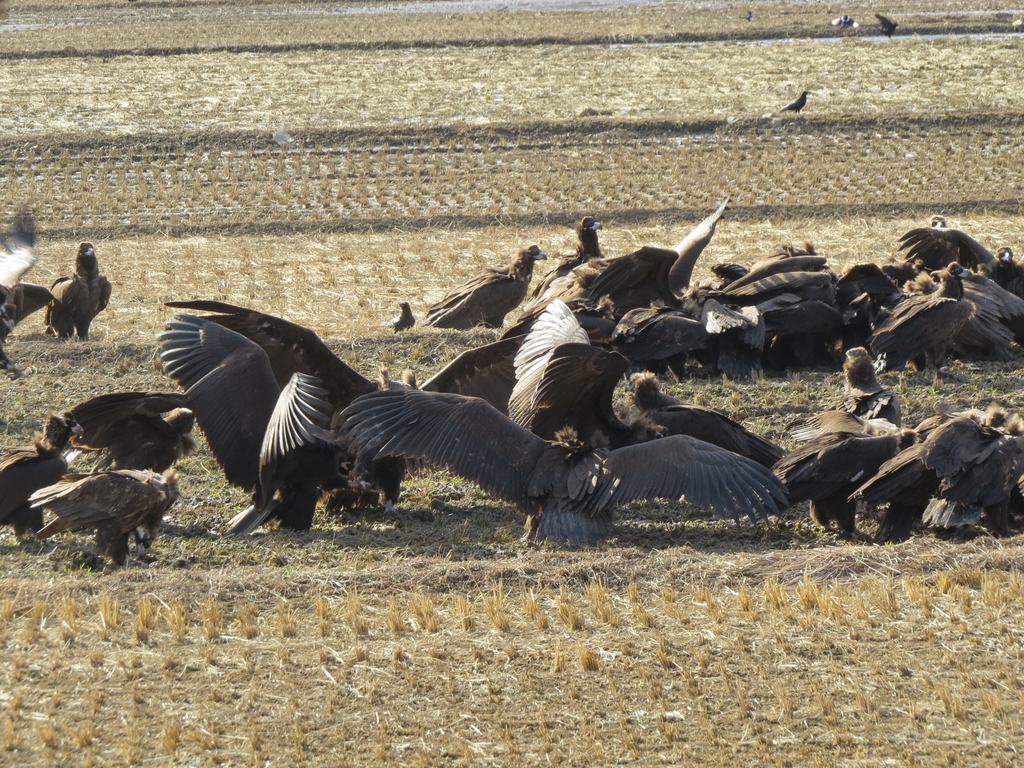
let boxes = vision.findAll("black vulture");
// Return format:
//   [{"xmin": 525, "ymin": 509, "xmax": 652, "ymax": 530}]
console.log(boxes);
[
  {"xmin": 0, "ymin": 413, "xmax": 82, "ymax": 536},
  {"xmin": 868, "ymin": 263, "xmax": 974, "ymax": 372},
  {"xmin": 69, "ymin": 391, "xmax": 196, "ymax": 473},
  {"xmin": 774, "ymin": 429, "xmax": 915, "ymax": 534},
  {"xmin": 32, "ymin": 469, "xmax": 179, "ymax": 567},
  {"xmin": 853, "ymin": 411, "xmax": 1024, "ymax": 543},
  {"xmin": 629, "ymin": 372, "xmax": 783, "ymax": 468},
  {"xmin": 530, "ymin": 216, "xmax": 604, "ymax": 300},
  {"xmin": 45, "ymin": 242, "xmax": 112, "ymax": 340},
  {"xmin": 226, "ymin": 374, "xmax": 350, "ymax": 536},
  {"xmin": 340, "ymin": 388, "xmax": 788, "ymax": 546},
  {"xmin": 424, "ymin": 245, "xmax": 546, "ymax": 329}
]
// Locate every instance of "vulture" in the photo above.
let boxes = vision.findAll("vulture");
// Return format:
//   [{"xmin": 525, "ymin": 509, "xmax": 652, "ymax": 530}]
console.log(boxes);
[
  {"xmin": 875, "ymin": 13, "xmax": 898, "ymax": 37},
  {"xmin": 629, "ymin": 372, "xmax": 783, "ymax": 468},
  {"xmin": 701, "ymin": 299, "xmax": 765, "ymax": 378},
  {"xmin": 831, "ymin": 347, "xmax": 901, "ymax": 425},
  {"xmin": 507, "ymin": 300, "xmax": 656, "ymax": 449},
  {"xmin": 897, "ymin": 217, "xmax": 996, "ymax": 272},
  {"xmin": 45, "ymin": 242, "xmax": 112, "ymax": 341},
  {"xmin": 984, "ymin": 247, "xmax": 1024, "ymax": 298},
  {"xmin": 774, "ymin": 429, "xmax": 916, "ymax": 534},
  {"xmin": 868, "ymin": 263, "xmax": 974, "ymax": 372},
  {"xmin": 779, "ymin": 91, "xmax": 810, "ymax": 114},
  {"xmin": 0, "ymin": 214, "xmax": 41, "ymax": 378},
  {"xmin": 526, "ymin": 198, "xmax": 729, "ymax": 319},
  {"xmin": 226, "ymin": 374, "xmax": 350, "ymax": 536},
  {"xmin": 340, "ymin": 388, "xmax": 788, "ymax": 546},
  {"xmin": 32, "ymin": 469, "xmax": 179, "ymax": 567},
  {"xmin": 157, "ymin": 312, "xmax": 400, "ymax": 524},
  {"xmin": 610, "ymin": 306, "xmax": 710, "ymax": 375},
  {"xmin": 0, "ymin": 413, "xmax": 82, "ymax": 536},
  {"xmin": 530, "ymin": 216, "xmax": 603, "ymax": 300},
  {"xmin": 69, "ymin": 391, "xmax": 196, "ymax": 473},
  {"xmin": 424, "ymin": 245, "xmax": 546, "ymax": 329},
  {"xmin": 381, "ymin": 302, "xmax": 415, "ymax": 332},
  {"xmin": 159, "ymin": 302, "xmax": 522, "ymax": 524},
  {"xmin": 853, "ymin": 411, "xmax": 1024, "ymax": 543}
]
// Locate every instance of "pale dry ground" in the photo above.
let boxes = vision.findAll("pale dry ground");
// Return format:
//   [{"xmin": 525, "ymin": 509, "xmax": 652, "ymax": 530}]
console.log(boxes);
[
  {"xmin": 3, "ymin": 38, "xmax": 1023, "ymax": 138},
  {"xmin": 2, "ymin": 0, "xmax": 1021, "ymax": 56},
  {"xmin": 3, "ymin": 0, "xmax": 1024, "ymax": 765}
]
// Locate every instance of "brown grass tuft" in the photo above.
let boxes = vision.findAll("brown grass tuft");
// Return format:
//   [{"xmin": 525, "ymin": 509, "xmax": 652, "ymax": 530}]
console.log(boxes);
[
  {"xmin": 236, "ymin": 601, "xmax": 260, "ymax": 640},
  {"xmin": 385, "ymin": 596, "xmax": 405, "ymax": 635},
  {"xmin": 409, "ymin": 593, "xmax": 440, "ymax": 633},
  {"xmin": 164, "ymin": 598, "xmax": 189, "ymax": 643},
  {"xmin": 483, "ymin": 583, "xmax": 511, "ymax": 632},
  {"xmin": 200, "ymin": 597, "xmax": 224, "ymax": 642},
  {"xmin": 276, "ymin": 599, "xmax": 298, "ymax": 639}
]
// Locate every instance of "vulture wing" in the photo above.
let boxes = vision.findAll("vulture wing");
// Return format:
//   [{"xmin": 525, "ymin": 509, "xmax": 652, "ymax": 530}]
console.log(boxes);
[
  {"xmin": 600, "ymin": 436, "xmax": 788, "ymax": 522},
  {"xmin": 898, "ymin": 227, "xmax": 995, "ymax": 271},
  {"xmin": 0, "ymin": 214, "xmax": 36, "ymax": 288},
  {"xmin": 668, "ymin": 196, "xmax": 729, "ymax": 295},
  {"xmin": 420, "ymin": 336, "xmax": 522, "ymax": 415},
  {"xmin": 159, "ymin": 314, "xmax": 279, "ymax": 490},
  {"xmin": 164, "ymin": 300, "xmax": 376, "ymax": 411},
  {"xmin": 340, "ymin": 389, "xmax": 549, "ymax": 513}
]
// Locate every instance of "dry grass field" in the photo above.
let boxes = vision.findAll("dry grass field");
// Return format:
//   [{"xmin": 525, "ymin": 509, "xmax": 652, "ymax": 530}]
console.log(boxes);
[{"xmin": 2, "ymin": 1, "xmax": 1024, "ymax": 765}]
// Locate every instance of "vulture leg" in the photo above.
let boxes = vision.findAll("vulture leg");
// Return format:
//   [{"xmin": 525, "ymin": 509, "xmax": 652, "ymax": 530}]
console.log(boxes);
[
  {"xmin": 96, "ymin": 522, "xmax": 131, "ymax": 567},
  {"xmin": 7, "ymin": 503, "xmax": 43, "ymax": 538},
  {"xmin": 874, "ymin": 504, "xmax": 922, "ymax": 545},
  {"xmin": 810, "ymin": 492, "xmax": 857, "ymax": 535}
]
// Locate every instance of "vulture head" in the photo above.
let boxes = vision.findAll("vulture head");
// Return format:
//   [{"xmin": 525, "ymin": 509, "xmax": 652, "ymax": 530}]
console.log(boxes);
[{"xmin": 75, "ymin": 243, "xmax": 98, "ymax": 275}]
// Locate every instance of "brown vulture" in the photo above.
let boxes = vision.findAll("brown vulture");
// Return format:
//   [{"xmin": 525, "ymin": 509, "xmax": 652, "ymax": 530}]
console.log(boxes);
[
  {"xmin": 381, "ymin": 302, "xmax": 415, "ymax": 332},
  {"xmin": 629, "ymin": 372, "xmax": 782, "ymax": 468},
  {"xmin": 853, "ymin": 410, "xmax": 1024, "ymax": 543},
  {"xmin": 0, "ymin": 413, "xmax": 82, "ymax": 536},
  {"xmin": 159, "ymin": 302, "xmax": 522, "ymax": 523},
  {"xmin": 528, "ymin": 198, "xmax": 729, "ymax": 319},
  {"xmin": 897, "ymin": 217, "xmax": 996, "ymax": 272},
  {"xmin": 69, "ymin": 391, "xmax": 197, "ymax": 473},
  {"xmin": 424, "ymin": 245, "xmax": 547, "ymax": 329},
  {"xmin": 868, "ymin": 263, "xmax": 974, "ymax": 372},
  {"xmin": 984, "ymin": 247, "xmax": 1024, "ymax": 298},
  {"xmin": 774, "ymin": 429, "xmax": 916, "ymax": 534},
  {"xmin": 831, "ymin": 347, "xmax": 901, "ymax": 425},
  {"xmin": 45, "ymin": 242, "xmax": 112, "ymax": 341},
  {"xmin": 226, "ymin": 374, "xmax": 350, "ymax": 535},
  {"xmin": 0, "ymin": 214, "xmax": 40, "ymax": 378},
  {"xmin": 507, "ymin": 300, "xmax": 654, "ymax": 449},
  {"xmin": 32, "ymin": 469, "xmax": 179, "ymax": 567},
  {"xmin": 340, "ymin": 388, "xmax": 788, "ymax": 546},
  {"xmin": 530, "ymin": 216, "xmax": 603, "ymax": 300}
]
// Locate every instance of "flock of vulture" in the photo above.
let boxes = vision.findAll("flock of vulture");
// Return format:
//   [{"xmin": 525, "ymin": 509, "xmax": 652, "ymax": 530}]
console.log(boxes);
[{"xmin": 2, "ymin": 201, "xmax": 1024, "ymax": 567}]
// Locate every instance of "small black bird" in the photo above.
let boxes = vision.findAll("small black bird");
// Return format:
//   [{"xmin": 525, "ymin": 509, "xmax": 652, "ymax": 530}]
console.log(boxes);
[
  {"xmin": 746, "ymin": 11, "xmax": 753, "ymax": 22},
  {"xmin": 875, "ymin": 14, "xmax": 898, "ymax": 37},
  {"xmin": 381, "ymin": 302, "xmax": 414, "ymax": 332},
  {"xmin": 779, "ymin": 91, "xmax": 810, "ymax": 114}
]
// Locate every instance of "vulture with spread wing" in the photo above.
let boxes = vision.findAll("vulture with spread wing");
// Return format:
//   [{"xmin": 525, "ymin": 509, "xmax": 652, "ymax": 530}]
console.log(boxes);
[
  {"xmin": 0, "ymin": 413, "xmax": 82, "ymax": 536},
  {"xmin": 424, "ymin": 245, "xmax": 547, "ymax": 329},
  {"xmin": 45, "ymin": 242, "xmax": 112, "ymax": 340},
  {"xmin": 0, "ymin": 214, "xmax": 41, "ymax": 377},
  {"xmin": 897, "ymin": 217, "xmax": 996, "ymax": 272},
  {"xmin": 70, "ymin": 391, "xmax": 196, "ymax": 472},
  {"xmin": 340, "ymin": 388, "xmax": 788, "ymax": 546},
  {"xmin": 32, "ymin": 469, "xmax": 179, "ymax": 567}
]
